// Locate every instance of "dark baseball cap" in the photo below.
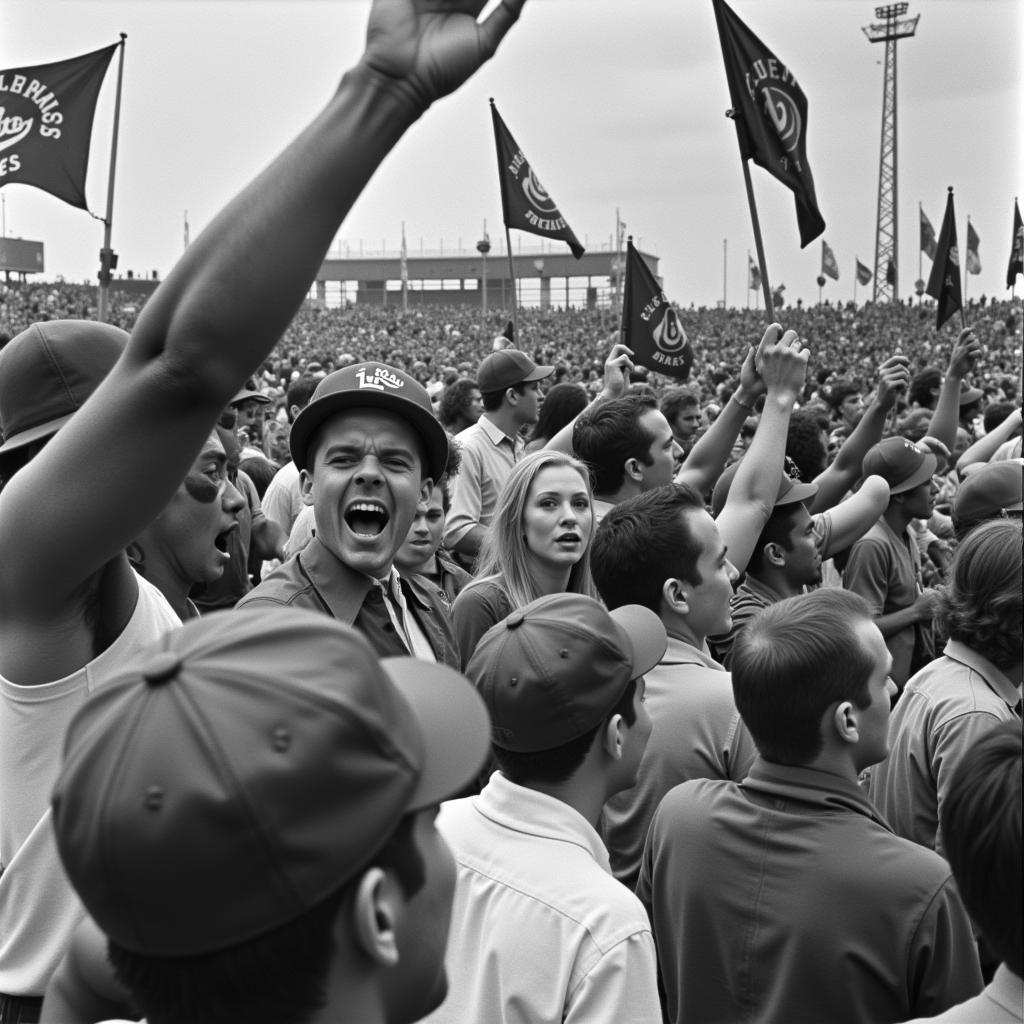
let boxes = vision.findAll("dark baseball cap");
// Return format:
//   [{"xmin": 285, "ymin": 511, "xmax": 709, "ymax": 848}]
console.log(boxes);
[
  {"xmin": 230, "ymin": 387, "xmax": 271, "ymax": 406},
  {"xmin": 477, "ymin": 349, "xmax": 553, "ymax": 394},
  {"xmin": 711, "ymin": 460, "xmax": 819, "ymax": 519},
  {"xmin": 51, "ymin": 607, "xmax": 489, "ymax": 957},
  {"xmin": 952, "ymin": 460, "xmax": 1023, "ymax": 528},
  {"xmin": 0, "ymin": 320, "xmax": 128, "ymax": 462},
  {"xmin": 958, "ymin": 380, "xmax": 984, "ymax": 406},
  {"xmin": 861, "ymin": 437, "xmax": 937, "ymax": 494},
  {"xmin": 289, "ymin": 362, "xmax": 449, "ymax": 479},
  {"xmin": 466, "ymin": 593, "xmax": 667, "ymax": 753}
]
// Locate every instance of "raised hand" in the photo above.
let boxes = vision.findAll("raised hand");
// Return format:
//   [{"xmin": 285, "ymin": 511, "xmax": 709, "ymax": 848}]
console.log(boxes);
[
  {"xmin": 363, "ymin": 0, "xmax": 526, "ymax": 109},
  {"xmin": 759, "ymin": 327, "xmax": 809, "ymax": 403},
  {"xmin": 946, "ymin": 328, "xmax": 981, "ymax": 379},
  {"xmin": 875, "ymin": 355, "xmax": 911, "ymax": 411},
  {"xmin": 602, "ymin": 340, "xmax": 635, "ymax": 399}
]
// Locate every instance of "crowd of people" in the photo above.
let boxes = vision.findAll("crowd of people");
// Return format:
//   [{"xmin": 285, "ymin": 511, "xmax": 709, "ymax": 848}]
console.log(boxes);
[{"xmin": 0, "ymin": 3, "xmax": 1021, "ymax": 1024}]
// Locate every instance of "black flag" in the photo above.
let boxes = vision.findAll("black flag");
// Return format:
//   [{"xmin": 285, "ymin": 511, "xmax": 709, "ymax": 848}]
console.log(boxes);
[
  {"xmin": 925, "ymin": 188, "xmax": 963, "ymax": 329},
  {"xmin": 0, "ymin": 44, "xmax": 118, "ymax": 210},
  {"xmin": 1006, "ymin": 199, "xmax": 1022, "ymax": 289},
  {"xmin": 712, "ymin": 0, "xmax": 825, "ymax": 247},
  {"xmin": 621, "ymin": 240, "xmax": 693, "ymax": 381},
  {"xmin": 490, "ymin": 101, "xmax": 584, "ymax": 259}
]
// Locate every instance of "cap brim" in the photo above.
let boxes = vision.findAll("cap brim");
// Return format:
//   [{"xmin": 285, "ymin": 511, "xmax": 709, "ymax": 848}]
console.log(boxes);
[
  {"xmin": 523, "ymin": 365, "xmax": 555, "ymax": 382},
  {"xmin": 890, "ymin": 451, "xmax": 938, "ymax": 494},
  {"xmin": 290, "ymin": 391, "xmax": 449, "ymax": 481},
  {"xmin": 382, "ymin": 659, "xmax": 491, "ymax": 810},
  {"xmin": 608, "ymin": 605, "xmax": 668, "ymax": 680},
  {"xmin": 776, "ymin": 480, "xmax": 819, "ymax": 508},
  {"xmin": 0, "ymin": 411, "xmax": 71, "ymax": 458},
  {"xmin": 231, "ymin": 389, "xmax": 272, "ymax": 405}
]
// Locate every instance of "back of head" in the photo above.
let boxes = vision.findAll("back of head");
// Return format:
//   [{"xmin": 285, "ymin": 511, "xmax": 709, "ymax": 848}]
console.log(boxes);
[
  {"xmin": 909, "ymin": 367, "xmax": 942, "ymax": 409},
  {"xmin": 940, "ymin": 518, "xmax": 1023, "ymax": 670},
  {"xmin": 285, "ymin": 374, "xmax": 320, "ymax": 421},
  {"xmin": 439, "ymin": 377, "xmax": 479, "ymax": 428},
  {"xmin": 951, "ymin": 461, "xmax": 1024, "ymax": 540},
  {"xmin": 531, "ymin": 382, "xmax": 588, "ymax": 442},
  {"xmin": 731, "ymin": 590, "xmax": 874, "ymax": 765},
  {"xmin": 572, "ymin": 392, "xmax": 657, "ymax": 496},
  {"xmin": 941, "ymin": 720, "xmax": 1022, "ymax": 976},
  {"xmin": 591, "ymin": 483, "xmax": 704, "ymax": 613},
  {"xmin": 0, "ymin": 320, "xmax": 128, "ymax": 482}
]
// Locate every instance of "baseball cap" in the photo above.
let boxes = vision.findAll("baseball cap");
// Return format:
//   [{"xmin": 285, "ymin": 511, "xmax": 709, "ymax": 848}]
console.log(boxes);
[
  {"xmin": 711, "ymin": 460, "xmax": 819, "ymax": 518},
  {"xmin": 0, "ymin": 320, "xmax": 128, "ymax": 461},
  {"xmin": 861, "ymin": 437, "xmax": 937, "ymax": 494},
  {"xmin": 466, "ymin": 593, "xmax": 667, "ymax": 753},
  {"xmin": 958, "ymin": 381, "xmax": 984, "ymax": 406},
  {"xmin": 289, "ymin": 362, "xmax": 449, "ymax": 479},
  {"xmin": 51, "ymin": 607, "xmax": 489, "ymax": 957},
  {"xmin": 230, "ymin": 386, "xmax": 271, "ymax": 406},
  {"xmin": 477, "ymin": 349, "xmax": 553, "ymax": 394},
  {"xmin": 952, "ymin": 460, "xmax": 1023, "ymax": 528}
]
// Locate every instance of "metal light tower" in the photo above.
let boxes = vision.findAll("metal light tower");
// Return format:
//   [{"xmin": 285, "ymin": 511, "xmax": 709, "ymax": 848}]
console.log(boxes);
[{"xmin": 863, "ymin": 3, "xmax": 919, "ymax": 303}]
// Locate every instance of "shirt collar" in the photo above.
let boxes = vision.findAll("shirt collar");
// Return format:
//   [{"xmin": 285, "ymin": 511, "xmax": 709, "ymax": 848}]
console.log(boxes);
[
  {"xmin": 661, "ymin": 634, "xmax": 727, "ymax": 671},
  {"xmin": 472, "ymin": 771, "xmax": 610, "ymax": 871},
  {"xmin": 478, "ymin": 413, "xmax": 519, "ymax": 448},
  {"xmin": 736, "ymin": 575, "xmax": 785, "ymax": 606},
  {"xmin": 942, "ymin": 639, "xmax": 1021, "ymax": 704}
]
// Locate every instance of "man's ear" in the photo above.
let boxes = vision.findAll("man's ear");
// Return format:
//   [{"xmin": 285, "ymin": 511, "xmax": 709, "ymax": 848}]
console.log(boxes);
[
  {"xmin": 419, "ymin": 478, "xmax": 434, "ymax": 506},
  {"xmin": 764, "ymin": 542, "xmax": 786, "ymax": 567},
  {"xmin": 602, "ymin": 714, "xmax": 626, "ymax": 761},
  {"xmin": 624, "ymin": 458, "xmax": 644, "ymax": 484},
  {"xmin": 661, "ymin": 577, "xmax": 690, "ymax": 617},
  {"xmin": 831, "ymin": 701, "xmax": 859, "ymax": 746},
  {"xmin": 351, "ymin": 868, "xmax": 400, "ymax": 967},
  {"xmin": 299, "ymin": 468, "xmax": 315, "ymax": 507}
]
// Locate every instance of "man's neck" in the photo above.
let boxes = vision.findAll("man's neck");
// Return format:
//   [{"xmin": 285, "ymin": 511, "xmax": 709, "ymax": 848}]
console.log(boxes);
[
  {"xmin": 483, "ymin": 408, "xmax": 521, "ymax": 440},
  {"xmin": 882, "ymin": 502, "xmax": 913, "ymax": 535},
  {"xmin": 747, "ymin": 569, "xmax": 801, "ymax": 600}
]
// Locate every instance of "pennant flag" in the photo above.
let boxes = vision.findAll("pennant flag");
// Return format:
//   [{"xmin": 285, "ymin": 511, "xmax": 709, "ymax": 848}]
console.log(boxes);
[
  {"xmin": 490, "ymin": 101, "xmax": 584, "ymax": 259},
  {"xmin": 821, "ymin": 240, "xmax": 839, "ymax": 280},
  {"xmin": 712, "ymin": 0, "xmax": 825, "ymax": 248},
  {"xmin": 856, "ymin": 259, "xmax": 872, "ymax": 286},
  {"xmin": 925, "ymin": 188, "xmax": 963, "ymax": 329},
  {"xmin": 1007, "ymin": 199, "xmax": 1023, "ymax": 289},
  {"xmin": 886, "ymin": 259, "xmax": 896, "ymax": 287},
  {"xmin": 920, "ymin": 207, "xmax": 937, "ymax": 260},
  {"xmin": 0, "ymin": 43, "xmax": 118, "ymax": 210},
  {"xmin": 621, "ymin": 239, "xmax": 693, "ymax": 380},
  {"xmin": 772, "ymin": 283, "xmax": 786, "ymax": 308},
  {"xmin": 965, "ymin": 220, "xmax": 981, "ymax": 275},
  {"xmin": 748, "ymin": 256, "xmax": 762, "ymax": 291}
]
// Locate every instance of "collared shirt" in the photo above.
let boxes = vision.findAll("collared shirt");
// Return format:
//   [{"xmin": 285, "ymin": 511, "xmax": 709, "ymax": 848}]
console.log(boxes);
[
  {"xmin": 236, "ymin": 537, "xmax": 460, "ymax": 668},
  {"xmin": 638, "ymin": 759, "xmax": 982, "ymax": 1024},
  {"xmin": 710, "ymin": 575, "xmax": 785, "ymax": 669},
  {"xmin": 375, "ymin": 567, "xmax": 435, "ymax": 662},
  {"xmin": 601, "ymin": 635, "xmax": 756, "ymax": 890},
  {"xmin": 424, "ymin": 772, "xmax": 661, "ymax": 1024},
  {"xmin": 903, "ymin": 966, "xmax": 1024, "ymax": 1024},
  {"xmin": 869, "ymin": 639, "xmax": 1021, "ymax": 856},
  {"xmin": 444, "ymin": 415, "xmax": 524, "ymax": 549}
]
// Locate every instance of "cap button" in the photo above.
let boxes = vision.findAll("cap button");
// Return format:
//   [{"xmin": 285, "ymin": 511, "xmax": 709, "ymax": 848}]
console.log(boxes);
[
  {"xmin": 506, "ymin": 611, "xmax": 525, "ymax": 629},
  {"xmin": 143, "ymin": 652, "xmax": 181, "ymax": 686}
]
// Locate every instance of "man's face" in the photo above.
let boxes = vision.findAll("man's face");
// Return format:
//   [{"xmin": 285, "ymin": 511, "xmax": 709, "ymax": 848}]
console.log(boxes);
[
  {"xmin": 394, "ymin": 486, "xmax": 446, "ymax": 575},
  {"xmin": 679, "ymin": 509, "xmax": 739, "ymax": 641},
  {"xmin": 853, "ymin": 619, "xmax": 898, "ymax": 771},
  {"xmin": 900, "ymin": 477, "xmax": 936, "ymax": 521},
  {"xmin": 153, "ymin": 431, "xmax": 245, "ymax": 585},
  {"xmin": 463, "ymin": 388, "xmax": 483, "ymax": 424},
  {"xmin": 513, "ymin": 380, "xmax": 543, "ymax": 426},
  {"xmin": 234, "ymin": 399, "xmax": 266, "ymax": 443},
  {"xmin": 383, "ymin": 807, "xmax": 458, "ymax": 1022},
  {"xmin": 637, "ymin": 409, "xmax": 681, "ymax": 490},
  {"xmin": 779, "ymin": 504, "xmax": 822, "ymax": 587},
  {"xmin": 301, "ymin": 409, "xmax": 430, "ymax": 579},
  {"xmin": 840, "ymin": 393, "xmax": 864, "ymax": 428},
  {"xmin": 671, "ymin": 403, "xmax": 701, "ymax": 443}
]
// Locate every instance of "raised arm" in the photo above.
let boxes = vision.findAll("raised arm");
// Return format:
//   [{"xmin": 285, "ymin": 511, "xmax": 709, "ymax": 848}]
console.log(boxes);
[
  {"xmin": 926, "ymin": 329, "xmax": 981, "ymax": 456},
  {"xmin": 0, "ymin": 0, "xmax": 527, "ymax": 614},
  {"xmin": 818, "ymin": 475, "xmax": 890, "ymax": 557},
  {"xmin": 714, "ymin": 327, "xmax": 808, "ymax": 573},
  {"xmin": 809, "ymin": 355, "xmax": 909, "ymax": 513},
  {"xmin": 956, "ymin": 407, "xmax": 1022, "ymax": 472}
]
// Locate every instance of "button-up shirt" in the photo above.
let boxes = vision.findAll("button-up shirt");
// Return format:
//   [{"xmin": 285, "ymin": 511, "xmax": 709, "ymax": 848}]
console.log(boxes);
[{"xmin": 444, "ymin": 415, "xmax": 524, "ymax": 549}]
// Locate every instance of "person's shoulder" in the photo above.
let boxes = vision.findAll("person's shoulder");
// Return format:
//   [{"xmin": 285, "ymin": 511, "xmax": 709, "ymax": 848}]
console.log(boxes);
[
  {"xmin": 655, "ymin": 776, "xmax": 732, "ymax": 820},
  {"xmin": 236, "ymin": 556, "xmax": 310, "ymax": 609}
]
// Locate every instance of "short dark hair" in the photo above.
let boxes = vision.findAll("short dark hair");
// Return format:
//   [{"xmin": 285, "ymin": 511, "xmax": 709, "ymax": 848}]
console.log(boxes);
[
  {"xmin": 941, "ymin": 721, "xmax": 1022, "ymax": 976},
  {"xmin": 481, "ymin": 380, "xmax": 530, "ymax": 413},
  {"xmin": 909, "ymin": 367, "xmax": 942, "ymax": 409},
  {"xmin": 530, "ymin": 382, "xmax": 588, "ymax": 444},
  {"xmin": 286, "ymin": 376, "xmax": 320, "ymax": 422},
  {"xmin": 572, "ymin": 393, "xmax": 658, "ymax": 496},
  {"xmin": 106, "ymin": 813, "xmax": 425, "ymax": 1024},
  {"xmin": 939, "ymin": 520, "xmax": 1023, "ymax": 670},
  {"xmin": 439, "ymin": 378, "xmax": 479, "ymax": 427},
  {"xmin": 982, "ymin": 401, "xmax": 1016, "ymax": 433},
  {"xmin": 745, "ymin": 502, "xmax": 804, "ymax": 578},
  {"xmin": 591, "ymin": 484, "xmax": 705, "ymax": 613},
  {"xmin": 659, "ymin": 386, "xmax": 699, "ymax": 424},
  {"xmin": 731, "ymin": 590, "xmax": 875, "ymax": 766},
  {"xmin": 786, "ymin": 409, "xmax": 828, "ymax": 481},
  {"xmin": 492, "ymin": 679, "xmax": 637, "ymax": 787}
]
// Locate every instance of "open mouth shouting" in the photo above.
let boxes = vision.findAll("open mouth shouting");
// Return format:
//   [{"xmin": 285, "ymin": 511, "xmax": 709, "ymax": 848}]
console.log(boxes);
[
  {"xmin": 345, "ymin": 500, "xmax": 391, "ymax": 538},
  {"xmin": 213, "ymin": 521, "xmax": 239, "ymax": 561}
]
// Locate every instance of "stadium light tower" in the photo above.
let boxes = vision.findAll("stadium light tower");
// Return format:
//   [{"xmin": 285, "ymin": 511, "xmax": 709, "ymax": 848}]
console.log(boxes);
[{"xmin": 863, "ymin": 3, "xmax": 919, "ymax": 303}]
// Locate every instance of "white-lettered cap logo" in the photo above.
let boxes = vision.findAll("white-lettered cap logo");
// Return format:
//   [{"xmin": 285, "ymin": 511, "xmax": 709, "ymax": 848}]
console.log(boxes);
[
  {"xmin": 355, "ymin": 367, "xmax": 406, "ymax": 392},
  {"xmin": 762, "ymin": 86, "xmax": 802, "ymax": 153},
  {"xmin": 652, "ymin": 308, "xmax": 687, "ymax": 354},
  {"xmin": 522, "ymin": 168, "xmax": 557, "ymax": 215}
]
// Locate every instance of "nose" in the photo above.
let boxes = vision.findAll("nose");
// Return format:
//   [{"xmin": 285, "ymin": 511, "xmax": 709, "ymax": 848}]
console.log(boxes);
[
  {"xmin": 354, "ymin": 454, "xmax": 384, "ymax": 486},
  {"xmin": 222, "ymin": 479, "xmax": 245, "ymax": 515},
  {"xmin": 725, "ymin": 559, "xmax": 740, "ymax": 584},
  {"xmin": 886, "ymin": 676, "xmax": 898, "ymax": 700}
]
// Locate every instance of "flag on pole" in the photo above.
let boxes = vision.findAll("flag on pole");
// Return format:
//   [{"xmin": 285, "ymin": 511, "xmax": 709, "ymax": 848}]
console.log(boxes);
[
  {"xmin": 400, "ymin": 223, "xmax": 409, "ymax": 309},
  {"xmin": 886, "ymin": 259, "xmax": 896, "ymax": 287},
  {"xmin": 712, "ymin": 0, "xmax": 825, "ymax": 248},
  {"xmin": 772, "ymin": 283, "xmax": 786, "ymax": 308},
  {"xmin": 748, "ymin": 256, "xmax": 762, "ymax": 291},
  {"xmin": 0, "ymin": 43, "xmax": 118, "ymax": 210},
  {"xmin": 920, "ymin": 207, "xmax": 938, "ymax": 260},
  {"xmin": 490, "ymin": 101, "xmax": 584, "ymax": 259},
  {"xmin": 1007, "ymin": 199, "xmax": 1023, "ymax": 289},
  {"xmin": 621, "ymin": 239, "xmax": 693, "ymax": 380},
  {"xmin": 856, "ymin": 260, "xmax": 872, "ymax": 286},
  {"xmin": 925, "ymin": 188, "xmax": 963, "ymax": 329},
  {"xmin": 965, "ymin": 220, "xmax": 981, "ymax": 275},
  {"xmin": 821, "ymin": 240, "xmax": 839, "ymax": 280}
]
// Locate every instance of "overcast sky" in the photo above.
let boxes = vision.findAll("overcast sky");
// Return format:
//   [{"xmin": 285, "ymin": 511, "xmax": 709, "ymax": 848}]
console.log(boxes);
[{"xmin": 3, "ymin": 0, "xmax": 1021, "ymax": 311}]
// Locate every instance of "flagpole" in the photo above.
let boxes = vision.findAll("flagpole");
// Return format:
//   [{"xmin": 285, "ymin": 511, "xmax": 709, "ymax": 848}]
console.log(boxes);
[
  {"xmin": 917, "ymin": 202, "xmax": 923, "ymax": 296},
  {"xmin": 722, "ymin": 238, "xmax": 727, "ymax": 309},
  {"xmin": 504, "ymin": 224, "xmax": 518, "ymax": 342},
  {"xmin": 97, "ymin": 34, "xmax": 127, "ymax": 324},
  {"xmin": 963, "ymin": 216, "xmax": 970, "ymax": 310},
  {"xmin": 740, "ymin": 158, "xmax": 774, "ymax": 318}
]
